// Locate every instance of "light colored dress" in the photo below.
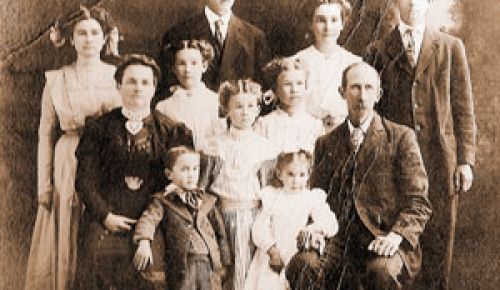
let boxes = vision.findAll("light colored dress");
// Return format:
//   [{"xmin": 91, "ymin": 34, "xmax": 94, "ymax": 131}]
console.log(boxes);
[
  {"xmin": 156, "ymin": 84, "xmax": 220, "ymax": 149},
  {"xmin": 25, "ymin": 63, "xmax": 121, "ymax": 290},
  {"xmin": 255, "ymin": 108, "xmax": 324, "ymax": 153},
  {"xmin": 295, "ymin": 45, "xmax": 361, "ymax": 121},
  {"xmin": 201, "ymin": 126, "xmax": 277, "ymax": 290},
  {"xmin": 244, "ymin": 186, "xmax": 338, "ymax": 290}
]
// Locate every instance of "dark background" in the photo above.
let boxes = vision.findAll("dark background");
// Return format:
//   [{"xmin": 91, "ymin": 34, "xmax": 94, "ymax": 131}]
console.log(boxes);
[{"xmin": 1, "ymin": 0, "xmax": 498, "ymax": 289}]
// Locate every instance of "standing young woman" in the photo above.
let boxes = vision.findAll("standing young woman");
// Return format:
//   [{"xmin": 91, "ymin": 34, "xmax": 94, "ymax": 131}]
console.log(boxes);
[
  {"xmin": 294, "ymin": 0, "xmax": 361, "ymax": 132},
  {"xmin": 24, "ymin": 6, "xmax": 121, "ymax": 290}
]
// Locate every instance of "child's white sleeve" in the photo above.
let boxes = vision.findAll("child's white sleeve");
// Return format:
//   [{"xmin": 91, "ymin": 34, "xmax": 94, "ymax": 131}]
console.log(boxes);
[
  {"xmin": 307, "ymin": 188, "xmax": 338, "ymax": 238},
  {"xmin": 251, "ymin": 187, "xmax": 276, "ymax": 251}
]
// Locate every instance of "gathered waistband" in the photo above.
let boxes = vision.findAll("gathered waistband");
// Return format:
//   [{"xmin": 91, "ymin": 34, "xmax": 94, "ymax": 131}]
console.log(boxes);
[{"xmin": 219, "ymin": 198, "xmax": 260, "ymax": 210}]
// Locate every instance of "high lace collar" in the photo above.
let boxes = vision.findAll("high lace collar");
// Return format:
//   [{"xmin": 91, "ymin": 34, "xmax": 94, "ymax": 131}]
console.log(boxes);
[{"xmin": 228, "ymin": 126, "xmax": 254, "ymax": 141}]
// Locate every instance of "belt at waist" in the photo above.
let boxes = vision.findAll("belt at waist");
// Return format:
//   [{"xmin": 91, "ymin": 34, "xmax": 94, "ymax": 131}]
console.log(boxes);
[{"xmin": 219, "ymin": 198, "xmax": 260, "ymax": 210}]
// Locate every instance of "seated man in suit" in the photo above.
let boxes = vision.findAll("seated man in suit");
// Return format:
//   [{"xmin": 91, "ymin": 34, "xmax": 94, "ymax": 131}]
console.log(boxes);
[
  {"xmin": 286, "ymin": 62, "xmax": 432, "ymax": 290},
  {"xmin": 156, "ymin": 0, "xmax": 271, "ymax": 100},
  {"xmin": 364, "ymin": 1, "xmax": 476, "ymax": 288}
]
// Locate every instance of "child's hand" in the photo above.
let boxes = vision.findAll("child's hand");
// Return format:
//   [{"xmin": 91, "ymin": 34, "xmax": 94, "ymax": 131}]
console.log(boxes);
[
  {"xmin": 309, "ymin": 232, "xmax": 326, "ymax": 255},
  {"xmin": 218, "ymin": 266, "xmax": 228, "ymax": 284},
  {"xmin": 267, "ymin": 245, "xmax": 284, "ymax": 274},
  {"xmin": 38, "ymin": 190, "xmax": 53, "ymax": 210},
  {"xmin": 134, "ymin": 240, "xmax": 153, "ymax": 271}
]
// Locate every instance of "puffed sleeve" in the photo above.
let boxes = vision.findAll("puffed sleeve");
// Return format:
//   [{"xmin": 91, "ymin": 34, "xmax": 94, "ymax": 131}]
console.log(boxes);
[
  {"xmin": 37, "ymin": 71, "xmax": 58, "ymax": 200},
  {"xmin": 134, "ymin": 192, "xmax": 166, "ymax": 243},
  {"xmin": 305, "ymin": 188, "xmax": 338, "ymax": 238},
  {"xmin": 251, "ymin": 187, "xmax": 278, "ymax": 252}
]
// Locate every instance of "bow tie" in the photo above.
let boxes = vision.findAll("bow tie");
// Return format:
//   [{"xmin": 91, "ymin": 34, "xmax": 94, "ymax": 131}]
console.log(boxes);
[{"xmin": 176, "ymin": 189, "xmax": 204, "ymax": 210}]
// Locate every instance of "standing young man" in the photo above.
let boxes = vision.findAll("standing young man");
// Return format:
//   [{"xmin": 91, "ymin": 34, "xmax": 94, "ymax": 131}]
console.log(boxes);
[{"xmin": 365, "ymin": 1, "xmax": 476, "ymax": 288}]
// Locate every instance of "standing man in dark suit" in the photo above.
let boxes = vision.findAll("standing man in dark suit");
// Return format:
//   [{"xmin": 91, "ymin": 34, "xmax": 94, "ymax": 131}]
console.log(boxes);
[
  {"xmin": 286, "ymin": 62, "xmax": 431, "ymax": 290},
  {"xmin": 364, "ymin": 0, "xmax": 476, "ymax": 288},
  {"xmin": 156, "ymin": 0, "xmax": 271, "ymax": 100}
]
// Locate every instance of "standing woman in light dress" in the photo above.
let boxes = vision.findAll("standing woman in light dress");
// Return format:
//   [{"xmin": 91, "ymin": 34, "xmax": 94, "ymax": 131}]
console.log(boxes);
[
  {"xmin": 294, "ymin": 0, "xmax": 361, "ymax": 132},
  {"xmin": 24, "ymin": 6, "xmax": 121, "ymax": 290}
]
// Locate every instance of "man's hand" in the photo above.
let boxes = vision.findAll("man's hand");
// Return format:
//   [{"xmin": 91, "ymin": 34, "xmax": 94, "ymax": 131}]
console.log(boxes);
[
  {"xmin": 103, "ymin": 213, "xmax": 137, "ymax": 233},
  {"xmin": 267, "ymin": 245, "xmax": 284, "ymax": 274},
  {"xmin": 368, "ymin": 232, "xmax": 403, "ymax": 257},
  {"xmin": 134, "ymin": 240, "xmax": 153, "ymax": 271},
  {"xmin": 454, "ymin": 164, "xmax": 473, "ymax": 193}
]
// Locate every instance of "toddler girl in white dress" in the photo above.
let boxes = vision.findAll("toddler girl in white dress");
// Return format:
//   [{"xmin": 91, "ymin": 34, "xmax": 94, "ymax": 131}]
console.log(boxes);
[{"xmin": 245, "ymin": 150, "xmax": 338, "ymax": 290}]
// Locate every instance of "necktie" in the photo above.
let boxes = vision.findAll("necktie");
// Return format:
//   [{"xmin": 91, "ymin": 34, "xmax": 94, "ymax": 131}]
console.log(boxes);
[
  {"xmin": 350, "ymin": 127, "xmax": 364, "ymax": 154},
  {"xmin": 214, "ymin": 19, "xmax": 224, "ymax": 48},
  {"xmin": 405, "ymin": 29, "xmax": 416, "ymax": 67}
]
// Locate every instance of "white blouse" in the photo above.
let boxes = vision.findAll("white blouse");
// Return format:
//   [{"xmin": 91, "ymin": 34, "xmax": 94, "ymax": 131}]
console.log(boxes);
[
  {"xmin": 295, "ymin": 45, "xmax": 362, "ymax": 121},
  {"xmin": 156, "ymin": 84, "xmax": 220, "ymax": 149},
  {"xmin": 201, "ymin": 127, "xmax": 277, "ymax": 203},
  {"xmin": 255, "ymin": 108, "xmax": 324, "ymax": 153}
]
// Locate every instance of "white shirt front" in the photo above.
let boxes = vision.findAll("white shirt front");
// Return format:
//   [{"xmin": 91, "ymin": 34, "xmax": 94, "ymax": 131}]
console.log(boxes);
[
  {"xmin": 347, "ymin": 112, "xmax": 374, "ymax": 147},
  {"xmin": 205, "ymin": 6, "xmax": 231, "ymax": 41},
  {"xmin": 398, "ymin": 21, "xmax": 425, "ymax": 63}
]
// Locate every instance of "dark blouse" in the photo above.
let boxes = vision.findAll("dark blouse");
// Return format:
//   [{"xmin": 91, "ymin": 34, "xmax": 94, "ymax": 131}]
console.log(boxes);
[{"xmin": 75, "ymin": 108, "xmax": 194, "ymax": 223}]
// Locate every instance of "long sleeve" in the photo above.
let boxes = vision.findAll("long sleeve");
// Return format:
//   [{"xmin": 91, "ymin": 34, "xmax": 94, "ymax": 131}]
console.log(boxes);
[
  {"xmin": 37, "ymin": 71, "xmax": 58, "ymax": 199},
  {"xmin": 208, "ymin": 206, "xmax": 232, "ymax": 266},
  {"xmin": 134, "ymin": 193, "xmax": 166, "ymax": 242},
  {"xmin": 307, "ymin": 189, "xmax": 339, "ymax": 238},
  {"xmin": 251, "ymin": 188, "xmax": 277, "ymax": 252},
  {"xmin": 390, "ymin": 129, "xmax": 432, "ymax": 248},
  {"xmin": 75, "ymin": 119, "xmax": 111, "ymax": 223},
  {"xmin": 450, "ymin": 38, "xmax": 476, "ymax": 166}
]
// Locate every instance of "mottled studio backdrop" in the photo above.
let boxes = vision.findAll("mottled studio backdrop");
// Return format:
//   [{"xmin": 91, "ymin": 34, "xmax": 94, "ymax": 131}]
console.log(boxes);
[{"xmin": 0, "ymin": 0, "xmax": 498, "ymax": 289}]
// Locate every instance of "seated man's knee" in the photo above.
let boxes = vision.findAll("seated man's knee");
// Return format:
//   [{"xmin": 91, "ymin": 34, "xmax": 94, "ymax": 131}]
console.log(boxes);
[{"xmin": 364, "ymin": 255, "xmax": 404, "ymax": 289}]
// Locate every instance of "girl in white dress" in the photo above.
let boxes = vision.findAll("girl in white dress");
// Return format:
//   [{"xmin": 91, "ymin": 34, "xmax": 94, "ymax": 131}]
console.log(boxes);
[
  {"xmin": 245, "ymin": 150, "xmax": 338, "ymax": 290},
  {"xmin": 201, "ymin": 79, "xmax": 277, "ymax": 290},
  {"xmin": 255, "ymin": 57, "xmax": 324, "ymax": 153},
  {"xmin": 294, "ymin": 0, "xmax": 361, "ymax": 132},
  {"xmin": 156, "ymin": 39, "xmax": 220, "ymax": 149},
  {"xmin": 25, "ymin": 6, "xmax": 121, "ymax": 290}
]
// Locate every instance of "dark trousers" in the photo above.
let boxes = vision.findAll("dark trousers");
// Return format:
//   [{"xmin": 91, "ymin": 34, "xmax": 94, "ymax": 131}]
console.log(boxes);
[
  {"xmin": 286, "ymin": 215, "xmax": 407, "ymax": 290},
  {"xmin": 179, "ymin": 254, "xmax": 218, "ymax": 290}
]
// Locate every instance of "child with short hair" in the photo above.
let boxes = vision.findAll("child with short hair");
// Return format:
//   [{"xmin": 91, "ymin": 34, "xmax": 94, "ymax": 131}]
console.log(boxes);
[
  {"xmin": 255, "ymin": 57, "xmax": 324, "ymax": 153},
  {"xmin": 201, "ymin": 79, "xmax": 277, "ymax": 290},
  {"xmin": 133, "ymin": 146, "xmax": 231, "ymax": 290},
  {"xmin": 244, "ymin": 150, "xmax": 338, "ymax": 290},
  {"xmin": 156, "ymin": 39, "xmax": 221, "ymax": 149}
]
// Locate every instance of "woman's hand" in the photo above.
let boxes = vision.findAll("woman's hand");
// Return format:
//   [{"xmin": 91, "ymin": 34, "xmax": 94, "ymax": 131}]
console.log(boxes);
[
  {"xmin": 134, "ymin": 240, "xmax": 153, "ymax": 271},
  {"xmin": 267, "ymin": 245, "xmax": 284, "ymax": 274},
  {"xmin": 103, "ymin": 213, "xmax": 137, "ymax": 233}
]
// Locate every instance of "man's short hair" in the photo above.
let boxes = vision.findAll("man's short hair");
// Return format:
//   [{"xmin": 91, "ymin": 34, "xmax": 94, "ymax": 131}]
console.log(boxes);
[
  {"xmin": 341, "ymin": 62, "xmax": 380, "ymax": 89},
  {"xmin": 114, "ymin": 54, "xmax": 161, "ymax": 85}
]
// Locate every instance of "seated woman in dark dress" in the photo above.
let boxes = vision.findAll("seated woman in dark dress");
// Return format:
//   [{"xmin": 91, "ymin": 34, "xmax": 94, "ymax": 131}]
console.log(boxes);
[{"xmin": 73, "ymin": 54, "xmax": 194, "ymax": 290}]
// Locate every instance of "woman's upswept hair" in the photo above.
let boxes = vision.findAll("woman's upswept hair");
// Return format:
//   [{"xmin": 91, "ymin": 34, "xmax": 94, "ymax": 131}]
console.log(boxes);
[
  {"xmin": 114, "ymin": 54, "xmax": 161, "ymax": 85},
  {"xmin": 271, "ymin": 150, "xmax": 313, "ymax": 188},
  {"xmin": 218, "ymin": 79, "xmax": 263, "ymax": 116},
  {"xmin": 308, "ymin": 0, "xmax": 352, "ymax": 24},
  {"xmin": 164, "ymin": 39, "xmax": 215, "ymax": 67},
  {"xmin": 49, "ymin": 5, "xmax": 116, "ymax": 48}
]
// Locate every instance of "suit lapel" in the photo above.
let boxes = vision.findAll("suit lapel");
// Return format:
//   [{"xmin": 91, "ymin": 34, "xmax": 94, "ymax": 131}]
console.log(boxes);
[
  {"xmin": 195, "ymin": 194, "xmax": 217, "ymax": 224},
  {"xmin": 415, "ymin": 29, "xmax": 439, "ymax": 79},
  {"xmin": 220, "ymin": 16, "xmax": 247, "ymax": 80},
  {"xmin": 163, "ymin": 194, "xmax": 194, "ymax": 222},
  {"xmin": 353, "ymin": 114, "xmax": 383, "ymax": 191},
  {"xmin": 386, "ymin": 27, "xmax": 414, "ymax": 76}
]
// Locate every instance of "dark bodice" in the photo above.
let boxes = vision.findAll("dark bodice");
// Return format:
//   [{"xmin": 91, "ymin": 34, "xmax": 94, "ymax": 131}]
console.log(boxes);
[{"xmin": 75, "ymin": 108, "xmax": 193, "ymax": 222}]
